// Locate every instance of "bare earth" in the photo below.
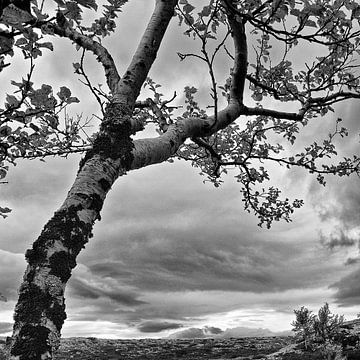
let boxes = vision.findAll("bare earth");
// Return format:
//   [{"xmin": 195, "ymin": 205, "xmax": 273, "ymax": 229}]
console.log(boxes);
[{"xmin": 0, "ymin": 336, "xmax": 293, "ymax": 359}]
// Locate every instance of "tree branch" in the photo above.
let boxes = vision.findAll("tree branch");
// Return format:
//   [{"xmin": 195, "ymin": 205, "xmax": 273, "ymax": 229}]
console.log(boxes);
[
  {"xmin": 132, "ymin": 0, "xmax": 251, "ymax": 166},
  {"xmin": 114, "ymin": 0, "xmax": 178, "ymax": 108},
  {"xmin": 51, "ymin": 22, "xmax": 120, "ymax": 95},
  {"xmin": 242, "ymin": 106, "xmax": 303, "ymax": 121},
  {"xmin": 309, "ymin": 91, "xmax": 360, "ymax": 106},
  {"xmin": 224, "ymin": 0, "xmax": 247, "ymax": 104},
  {"xmin": 246, "ymin": 74, "xmax": 281, "ymax": 100}
]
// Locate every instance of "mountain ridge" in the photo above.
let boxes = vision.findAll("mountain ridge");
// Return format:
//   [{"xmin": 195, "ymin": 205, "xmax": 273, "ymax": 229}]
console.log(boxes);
[{"xmin": 168, "ymin": 326, "xmax": 293, "ymax": 339}]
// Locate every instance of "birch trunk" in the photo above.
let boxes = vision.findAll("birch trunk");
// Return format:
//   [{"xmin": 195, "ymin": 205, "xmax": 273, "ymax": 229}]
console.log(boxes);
[{"xmin": 7, "ymin": 1, "xmax": 178, "ymax": 358}]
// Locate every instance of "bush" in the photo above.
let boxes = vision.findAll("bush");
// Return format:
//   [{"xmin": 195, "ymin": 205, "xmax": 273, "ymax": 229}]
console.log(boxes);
[
  {"xmin": 318, "ymin": 341, "xmax": 346, "ymax": 360},
  {"xmin": 291, "ymin": 303, "xmax": 359, "ymax": 358}
]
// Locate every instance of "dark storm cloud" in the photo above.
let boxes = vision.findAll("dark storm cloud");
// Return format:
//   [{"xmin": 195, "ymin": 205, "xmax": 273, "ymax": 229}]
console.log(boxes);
[
  {"xmin": 0, "ymin": 322, "xmax": 13, "ymax": 334},
  {"xmin": 137, "ymin": 321, "xmax": 183, "ymax": 333},
  {"xmin": 75, "ymin": 159, "xmax": 345, "ymax": 298},
  {"xmin": 320, "ymin": 230, "xmax": 357, "ymax": 250},
  {"xmin": 308, "ymin": 98, "xmax": 360, "ymax": 231},
  {"xmin": 69, "ymin": 277, "xmax": 146, "ymax": 306},
  {"xmin": 88, "ymin": 240, "xmax": 276, "ymax": 293},
  {"xmin": 310, "ymin": 167, "xmax": 360, "ymax": 259},
  {"xmin": 345, "ymin": 257, "xmax": 360, "ymax": 266},
  {"xmin": 87, "ymin": 220, "xmax": 339, "ymax": 295},
  {"xmin": 330, "ymin": 268, "xmax": 360, "ymax": 306},
  {"xmin": 317, "ymin": 178, "xmax": 360, "ymax": 228},
  {"xmin": 1, "ymin": 157, "xmax": 82, "ymax": 254}
]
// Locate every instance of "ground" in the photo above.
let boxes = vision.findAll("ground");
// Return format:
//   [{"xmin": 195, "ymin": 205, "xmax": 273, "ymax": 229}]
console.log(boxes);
[{"xmin": 1, "ymin": 336, "xmax": 359, "ymax": 359}]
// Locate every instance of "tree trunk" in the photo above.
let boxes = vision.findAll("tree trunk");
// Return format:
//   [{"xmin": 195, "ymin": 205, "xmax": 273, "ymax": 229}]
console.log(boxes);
[
  {"xmin": 7, "ymin": 103, "xmax": 135, "ymax": 359},
  {"xmin": 7, "ymin": 1, "xmax": 179, "ymax": 358}
]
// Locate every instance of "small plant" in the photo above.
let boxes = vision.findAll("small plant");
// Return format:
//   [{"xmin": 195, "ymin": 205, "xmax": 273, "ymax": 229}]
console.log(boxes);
[{"xmin": 318, "ymin": 341, "xmax": 346, "ymax": 360}]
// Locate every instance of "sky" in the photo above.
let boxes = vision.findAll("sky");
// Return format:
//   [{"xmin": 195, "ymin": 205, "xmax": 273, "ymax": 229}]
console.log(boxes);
[{"xmin": 0, "ymin": 0, "xmax": 360, "ymax": 339}]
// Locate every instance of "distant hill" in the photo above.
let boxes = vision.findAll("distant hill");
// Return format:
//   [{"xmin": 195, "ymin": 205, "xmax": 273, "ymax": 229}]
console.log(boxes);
[{"xmin": 168, "ymin": 326, "xmax": 293, "ymax": 339}]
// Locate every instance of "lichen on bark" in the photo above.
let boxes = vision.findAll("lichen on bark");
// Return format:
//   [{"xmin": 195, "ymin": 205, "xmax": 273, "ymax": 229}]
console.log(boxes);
[
  {"xmin": 78, "ymin": 102, "xmax": 135, "ymax": 173},
  {"xmin": 11, "ymin": 204, "xmax": 94, "ymax": 359}
]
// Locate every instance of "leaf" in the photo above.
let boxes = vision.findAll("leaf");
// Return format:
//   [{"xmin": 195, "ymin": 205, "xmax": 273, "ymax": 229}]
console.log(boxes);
[
  {"xmin": 304, "ymin": 19, "xmax": 317, "ymax": 28},
  {"xmin": 29, "ymin": 84, "xmax": 53, "ymax": 108},
  {"xmin": 196, "ymin": 24, "xmax": 207, "ymax": 31},
  {"xmin": 57, "ymin": 86, "xmax": 72, "ymax": 101},
  {"xmin": 64, "ymin": 2, "xmax": 82, "ymax": 21},
  {"xmin": 184, "ymin": 14, "xmax": 194, "ymax": 25},
  {"xmin": 31, "ymin": 48, "xmax": 42, "ymax": 59},
  {"xmin": 200, "ymin": 5, "xmax": 211, "ymax": 17},
  {"xmin": 0, "ymin": 169, "xmax": 7, "ymax": 179},
  {"xmin": 6, "ymin": 94, "xmax": 19, "ymax": 107},
  {"xmin": 0, "ymin": 33, "xmax": 14, "ymax": 54},
  {"xmin": 38, "ymin": 42, "xmax": 54, "ymax": 51},
  {"xmin": 45, "ymin": 115, "xmax": 59, "ymax": 128},
  {"xmin": 29, "ymin": 123, "xmax": 40, "ymax": 132},
  {"xmin": 76, "ymin": 0, "xmax": 98, "ymax": 10},
  {"xmin": 0, "ymin": 125, "xmax": 12, "ymax": 137},
  {"xmin": 73, "ymin": 62, "xmax": 81, "ymax": 73},
  {"xmin": 183, "ymin": 4, "xmax": 195, "ymax": 13},
  {"xmin": 10, "ymin": 80, "xmax": 23, "ymax": 88},
  {"xmin": 67, "ymin": 96, "xmax": 80, "ymax": 104}
]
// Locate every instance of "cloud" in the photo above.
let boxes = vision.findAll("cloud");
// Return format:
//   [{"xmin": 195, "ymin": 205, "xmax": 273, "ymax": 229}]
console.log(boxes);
[
  {"xmin": 344, "ymin": 257, "xmax": 360, "ymax": 266},
  {"xmin": 320, "ymin": 229, "xmax": 357, "ymax": 250},
  {"xmin": 0, "ymin": 250, "xmax": 26, "ymax": 301},
  {"xmin": 310, "ymin": 174, "xmax": 360, "ymax": 264},
  {"xmin": 68, "ymin": 265, "xmax": 147, "ymax": 307},
  {"xmin": 86, "ymin": 223, "xmax": 343, "ymax": 295},
  {"xmin": 137, "ymin": 321, "xmax": 183, "ymax": 333},
  {"xmin": 330, "ymin": 268, "xmax": 360, "ymax": 306},
  {"xmin": 0, "ymin": 322, "xmax": 13, "ymax": 335},
  {"xmin": 140, "ymin": 287, "xmax": 336, "ymax": 326},
  {"xmin": 1, "ymin": 156, "xmax": 81, "ymax": 254},
  {"xmin": 1, "ymin": 160, "xmax": 353, "ymax": 337},
  {"xmin": 317, "ymin": 177, "xmax": 360, "ymax": 229}
]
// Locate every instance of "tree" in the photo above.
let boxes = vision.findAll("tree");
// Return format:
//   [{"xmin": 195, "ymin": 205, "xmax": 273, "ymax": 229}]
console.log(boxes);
[
  {"xmin": 292, "ymin": 306, "xmax": 316, "ymax": 350},
  {"xmin": 1, "ymin": 0, "xmax": 360, "ymax": 358},
  {"xmin": 314, "ymin": 303, "xmax": 344, "ymax": 345}
]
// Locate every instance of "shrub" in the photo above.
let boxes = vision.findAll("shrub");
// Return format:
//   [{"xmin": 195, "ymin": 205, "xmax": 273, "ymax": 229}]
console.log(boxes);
[{"xmin": 292, "ymin": 303, "xmax": 358, "ymax": 358}]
